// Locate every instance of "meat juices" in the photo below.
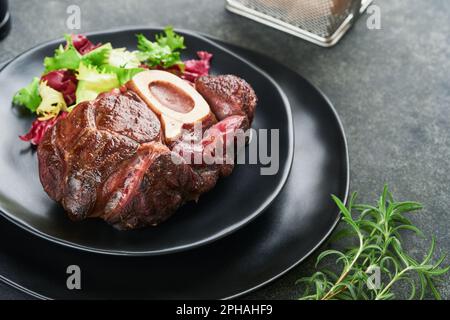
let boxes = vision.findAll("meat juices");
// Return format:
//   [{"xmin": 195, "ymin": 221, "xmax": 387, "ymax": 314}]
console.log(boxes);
[{"xmin": 38, "ymin": 72, "xmax": 257, "ymax": 229}]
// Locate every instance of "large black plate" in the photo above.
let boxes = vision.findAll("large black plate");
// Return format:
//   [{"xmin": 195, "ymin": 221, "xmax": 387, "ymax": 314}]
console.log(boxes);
[
  {"xmin": 0, "ymin": 28, "xmax": 294, "ymax": 256},
  {"xmin": 0, "ymin": 32, "xmax": 349, "ymax": 299}
]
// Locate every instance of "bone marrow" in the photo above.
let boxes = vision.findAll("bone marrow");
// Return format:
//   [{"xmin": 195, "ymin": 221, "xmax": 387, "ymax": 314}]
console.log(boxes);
[
  {"xmin": 148, "ymin": 81, "xmax": 195, "ymax": 114},
  {"xmin": 128, "ymin": 70, "xmax": 214, "ymax": 143}
]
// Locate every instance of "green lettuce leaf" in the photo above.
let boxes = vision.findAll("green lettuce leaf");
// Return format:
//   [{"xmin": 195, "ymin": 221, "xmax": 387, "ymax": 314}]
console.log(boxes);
[
  {"xmin": 82, "ymin": 43, "xmax": 113, "ymax": 66},
  {"xmin": 155, "ymin": 26, "xmax": 185, "ymax": 51},
  {"xmin": 36, "ymin": 81, "xmax": 67, "ymax": 120},
  {"xmin": 75, "ymin": 63, "xmax": 119, "ymax": 104},
  {"xmin": 100, "ymin": 65, "xmax": 144, "ymax": 85},
  {"xmin": 108, "ymin": 48, "xmax": 141, "ymax": 69},
  {"xmin": 44, "ymin": 35, "xmax": 81, "ymax": 72},
  {"xmin": 136, "ymin": 27, "xmax": 185, "ymax": 69},
  {"xmin": 44, "ymin": 36, "xmax": 112, "ymax": 72},
  {"xmin": 12, "ymin": 77, "xmax": 42, "ymax": 112}
]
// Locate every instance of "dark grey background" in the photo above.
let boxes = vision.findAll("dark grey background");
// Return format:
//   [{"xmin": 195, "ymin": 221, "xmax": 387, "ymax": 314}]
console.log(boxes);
[{"xmin": 0, "ymin": 0, "xmax": 449, "ymax": 299}]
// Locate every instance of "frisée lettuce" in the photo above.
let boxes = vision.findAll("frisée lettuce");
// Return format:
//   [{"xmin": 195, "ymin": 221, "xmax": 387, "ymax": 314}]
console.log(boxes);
[
  {"xmin": 13, "ymin": 27, "xmax": 213, "ymax": 145},
  {"xmin": 36, "ymin": 81, "xmax": 68, "ymax": 120},
  {"xmin": 44, "ymin": 35, "xmax": 113, "ymax": 73},
  {"xmin": 75, "ymin": 62, "xmax": 119, "ymax": 104},
  {"xmin": 108, "ymin": 48, "xmax": 141, "ymax": 69},
  {"xmin": 12, "ymin": 77, "xmax": 42, "ymax": 112},
  {"xmin": 136, "ymin": 26, "xmax": 185, "ymax": 70}
]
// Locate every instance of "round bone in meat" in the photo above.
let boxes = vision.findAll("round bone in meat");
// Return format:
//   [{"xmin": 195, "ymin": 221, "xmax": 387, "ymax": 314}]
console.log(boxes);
[{"xmin": 127, "ymin": 70, "xmax": 215, "ymax": 143}]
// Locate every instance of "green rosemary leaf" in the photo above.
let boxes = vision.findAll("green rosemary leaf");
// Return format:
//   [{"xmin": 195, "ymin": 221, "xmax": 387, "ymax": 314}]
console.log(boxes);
[
  {"xmin": 297, "ymin": 186, "xmax": 449, "ymax": 300},
  {"xmin": 329, "ymin": 227, "xmax": 356, "ymax": 242},
  {"xmin": 426, "ymin": 275, "xmax": 442, "ymax": 300},
  {"xmin": 392, "ymin": 224, "xmax": 425, "ymax": 237},
  {"xmin": 404, "ymin": 277, "xmax": 417, "ymax": 300},
  {"xmin": 391, "ymin": 201, "xmax": 423, "ymax": 213},
  {"xmin": 316, "ymin": 250, "xmax": 348, "ymax": 267}
]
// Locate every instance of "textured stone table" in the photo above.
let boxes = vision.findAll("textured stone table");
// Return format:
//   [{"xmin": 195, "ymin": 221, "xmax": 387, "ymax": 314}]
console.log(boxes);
[{"xmin": 0, "ymin": 0, "xmax": 449, "ymax": 299}]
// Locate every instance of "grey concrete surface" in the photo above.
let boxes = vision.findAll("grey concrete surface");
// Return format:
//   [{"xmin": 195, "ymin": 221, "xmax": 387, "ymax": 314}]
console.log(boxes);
[{"xmin": 0, "ymin": 0, "xmax": 449, "ymax": 300}]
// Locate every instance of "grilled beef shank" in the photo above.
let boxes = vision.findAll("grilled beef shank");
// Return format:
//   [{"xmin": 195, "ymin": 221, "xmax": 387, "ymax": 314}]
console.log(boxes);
[{"xmin": 37, "ymin": 73, "xmax": 257, "ymax": 229}]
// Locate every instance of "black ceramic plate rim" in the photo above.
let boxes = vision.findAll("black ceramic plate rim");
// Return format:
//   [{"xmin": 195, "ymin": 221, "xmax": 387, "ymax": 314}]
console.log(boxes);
[
  {"xmin": 0, "ymin": 33, "xmax": 350, "ymax": 300},
  {"xmin": 0, "ymin": 27, "xmax": 295, "ymax": 256},
  {"xmin": 227, "ymin": 84, "xmax": 349, "ymax": 300}
]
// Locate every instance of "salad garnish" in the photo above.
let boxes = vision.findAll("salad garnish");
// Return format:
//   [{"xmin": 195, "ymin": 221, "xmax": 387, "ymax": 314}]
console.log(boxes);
[
  {"xmin": 12, "ymin": 26, "xmax": 213, "ymax": 145},
  {"xmin": 182, "ymin": 51, "xmax": 213, "ymax": 82},
  {"xmin": 41, "ymin": 70, "xmax": 77, "ymax": 105},
  {"xmin": 136, "ymin": 27, "xmax": 185, "ymax": 69},
  {"xmin": 12, "ymin": 77, "xmax": 41, "ymax": 113},
  {"xmin": 19, "ymin": 113, "xmax": 67, "ymax": 145},
  {"xmin": 35, "ymin": 81, "xmax": 68, "ymax": 120}
]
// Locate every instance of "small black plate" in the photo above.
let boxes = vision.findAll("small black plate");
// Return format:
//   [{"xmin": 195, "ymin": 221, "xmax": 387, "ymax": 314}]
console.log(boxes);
[
  {"xmin": 0, "ymin": 33, "xmax": 349, "ymax": 299},
  {"xmin": 0, "ymin": 28, "xmax": 294, "ymax": 256}
]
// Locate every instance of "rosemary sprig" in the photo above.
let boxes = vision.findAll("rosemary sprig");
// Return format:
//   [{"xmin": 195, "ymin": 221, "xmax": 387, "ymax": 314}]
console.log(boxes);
[{"xmin": 297, "ymin": 186, "xmax": 449, "ymax": 300}]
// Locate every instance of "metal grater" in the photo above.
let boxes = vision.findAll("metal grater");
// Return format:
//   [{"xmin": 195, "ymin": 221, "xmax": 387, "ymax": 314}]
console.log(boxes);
[{"xmin": 226, "ymin": 0, "xmax": 373, "ymax": 47}]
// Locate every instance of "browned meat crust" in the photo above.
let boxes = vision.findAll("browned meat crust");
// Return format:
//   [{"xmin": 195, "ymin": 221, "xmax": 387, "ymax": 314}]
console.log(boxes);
[
  {"xmin": 38, "ymin": 83, "xmax": 255, "ymax": 229},
  {"xmin": 195, "ymin": 74, "xmax": 257, "ymax": 125}
]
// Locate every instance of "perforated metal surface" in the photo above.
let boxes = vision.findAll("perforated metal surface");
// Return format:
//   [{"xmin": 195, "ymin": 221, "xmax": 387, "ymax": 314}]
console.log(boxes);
[{"xmin": 226, "ymin": 0, "xmax": 372, "ymax": 46}]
